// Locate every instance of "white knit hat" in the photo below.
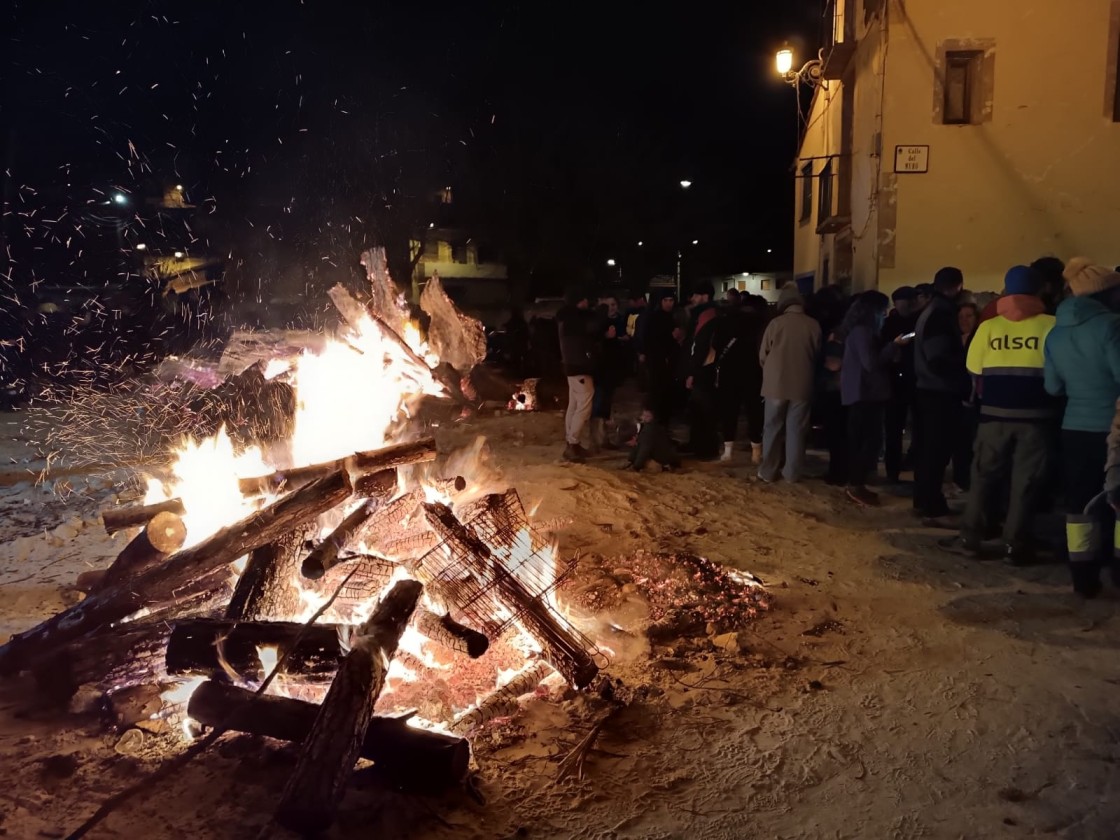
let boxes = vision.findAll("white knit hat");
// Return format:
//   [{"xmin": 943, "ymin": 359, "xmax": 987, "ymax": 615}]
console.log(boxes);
[{"xmin": 1064, "ymin": 256, "xmax": 1120, "ymax": 297}]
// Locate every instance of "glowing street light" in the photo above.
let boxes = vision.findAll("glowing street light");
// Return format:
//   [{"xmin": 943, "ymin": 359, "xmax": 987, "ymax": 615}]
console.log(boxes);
[
  {"xmin": 691, "ymin": 239, "xmax": 699, "ymax": 245},
  {"xmin": 776, "ymin": 47, "xmax": 794, "ymax": 76},
  {"xmin": 606, "ymin": 258, "xmax": 617, "ymax": 267},
  {"xmin": 135, "ymin": 243, "xmax": 147, "ymax": 251},
  {"xmin": 112, "ymin": 193, "xmax": 128, "ymax": 205},
  {"xmin": 679, "ymin": 180, "xmax": 692, "ymax": 189},
  {"xmin": 767, "ymin": 248, "xmax": 773, "ymax": 253},
  {"xmin": 637, "ymin": 240, "xmax": 643, "ymax": 247},
  {"xmin": 173, "ymin": 250, "xmax": 185, "ymax": 258},
  {"xmin": 175, "ymin": 184, "xmax": 184, "ymax": 191}
]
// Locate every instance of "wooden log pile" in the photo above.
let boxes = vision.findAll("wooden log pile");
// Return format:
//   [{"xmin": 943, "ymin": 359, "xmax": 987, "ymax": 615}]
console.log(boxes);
[{"xmin": 0, "ymin": 426, "xmax": 609, "ymax": 832}]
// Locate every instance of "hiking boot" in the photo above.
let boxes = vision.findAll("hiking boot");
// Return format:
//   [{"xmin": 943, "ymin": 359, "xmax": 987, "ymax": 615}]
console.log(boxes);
[
  {"xmin": 562, "ymin": 444, "xmax": 585, "ymax": 463},
  {"xmin": 845, "ymin": 485, "xmax": 880, "ymax": 507},
  {"xmin": 938, "ymin": 535, "xmax": 982, "ymax": 557}
]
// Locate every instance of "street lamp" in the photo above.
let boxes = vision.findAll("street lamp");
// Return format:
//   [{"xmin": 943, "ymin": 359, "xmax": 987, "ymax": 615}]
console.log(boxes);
[
  {"xmin": 776, "ymin": 44, "xmax": 825, "ymax": 88},
  {"xmin": 691, "ymin": 239, "xmax": 699, "ymax": 245},
  {"xmin": 112, "ymin": 193, "xmax": 128, "ymax": 205},
  {"xmin": 679, "ymin": 180, "xmax": 692, "ymax": 189},
  {"xmin": 606, "ymin": 258, "xmax": 616, "ymax": 267},
  {"xmin": 637, "ymin": 240, "xmax": 643, "ymax": 247}
]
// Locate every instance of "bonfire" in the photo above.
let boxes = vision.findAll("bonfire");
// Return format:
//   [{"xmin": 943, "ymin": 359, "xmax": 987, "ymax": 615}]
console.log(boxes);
[{"xmin": 1, "ymin": 248, "xmax": 768, "ymax": 836}]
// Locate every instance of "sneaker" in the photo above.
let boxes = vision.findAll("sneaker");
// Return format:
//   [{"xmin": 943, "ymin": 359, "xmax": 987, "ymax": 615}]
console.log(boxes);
[
  {"xmin": 720, "ymin": 442, "xmax": 734, "ymax": 462},
  {"xmin": 562, "ymin": 444, "xmax": 585, "ymax": 463},
  {"xmin": 1003, "ymin": 544, "xmax": 1035, "ymax": 567},
  {"xmin": 845, "ymin": 486, "xmax": 880, "ymax": 507},
  {"xmin": 938, "ymin": 535, "xmax": 982, "ymax": 557}
]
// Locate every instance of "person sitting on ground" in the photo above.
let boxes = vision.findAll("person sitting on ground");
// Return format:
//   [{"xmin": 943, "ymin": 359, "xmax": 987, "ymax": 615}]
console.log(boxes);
[
  {"xmin": 949, "ymin": 266, "xmax": 1056, "ymax": 565},
  {"xmin": 1044, "ymin": 257, "xmax": 1120, "ymax": 597},
  {"xmin": 626, "ymin": 406, "xmax": 681, "ymax": 472}
]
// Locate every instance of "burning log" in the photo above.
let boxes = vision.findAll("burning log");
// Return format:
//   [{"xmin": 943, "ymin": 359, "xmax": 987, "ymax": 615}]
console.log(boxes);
[
  {"xmin": 450, "ymin": 661, "xmax": 553, "ymax": 734},
  {"xmin": 32, "ymin": 621, "xmax": 172, "ymax": 703},
  {"xmin": 318, "ymin": 554, "xmax": 398, "ymax": 617},
  {"xmin": 225, "ymin": 525, "xmax": 313, "ymax": 621},
  {"xmin": 99, "ymin": 511, "xmax": 188, "ymax": 590},
  {"xmin": 101, "ymin": 498, "xmax": 185, "ymax": 534},
  {"xmin": 276, "ymin": 579, "xmax": 423, "ymax": 834},
  {"xmin": 187, "ymin": 680, "xmax": 469, "ymax": 792},
  {"xmin": 350, "ymin": 467, "xmax": 397, "ymax": 500},
  {"xmin": 237, "ymin": 437, "xmax": 436, "ymax": 496},
  {"xmin": 422, "ymin": 502, "xmax": 600, "ymax": 689},
  {"xmin": 349, "ymin": 489, "xmax": 425, "ymax": 554},
  {"xmin": 301, "ymin": 500, "xmax": 377, "ymax": 581},
  {"xmin": 0, "ymin": 470, "xmax": 352, "ymax": 675},
  {"xmin": 414, "ymin": 609, "xmax": 489, "ymax": 659},
  {"xmin": 430, "ymin": 475, "xmax": 467, "ymax": 496},
  {"xmin": 165, "ymin": 619, "xmax": 345, "ymax": 684}
]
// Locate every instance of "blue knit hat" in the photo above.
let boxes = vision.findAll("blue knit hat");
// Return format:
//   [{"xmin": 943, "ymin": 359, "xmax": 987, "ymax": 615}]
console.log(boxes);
[{"xmin": 1003, "ymin": 265, "xmax": 1038, "ymax": 296}]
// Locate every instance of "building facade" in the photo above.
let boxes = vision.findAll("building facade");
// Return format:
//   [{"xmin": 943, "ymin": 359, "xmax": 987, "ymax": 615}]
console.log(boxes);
[
  {"xmin": 409, "ymin": 227, "xmax": 511, "ymax": 325},
  {"xmin": 793, "ymin": 0, "xmax": 1120, "ymax": 295}
]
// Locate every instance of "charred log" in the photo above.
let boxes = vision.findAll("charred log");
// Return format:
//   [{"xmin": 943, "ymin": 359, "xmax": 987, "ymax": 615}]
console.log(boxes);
[
  {"xmin": 276, "ymin": 579, "xmax": 423, "ymax": 835},
  {"xmin": 237, "ymin": 438, "xmax": 436, "ymax": 496},
  {"xmin": 414, "ymin": 609, "xmax": 489, "ymax": 659},
  {"xmin": 187, "ymin": 680, "xmax": 469, "ymax": 792},
  {"xmin": 451, "ymin": 660, "xmax": 552, "ymax": 734},
  {"xmin": 101, "ymin": 498, "xmax": 185, "ymax": 535},
  {"xmin": 0, "ymin": 470, "xmax": 351, "ymax": 676},
  {"xmin": 99, "ymin": 512, "xmax": 187, "ymax": 590},
  {"xmin": 316, "ymin": 555, "xmax": 397, "ymax": 618},
  {"xmin": 225, "ymin": 524, "xmax": 313, "ymax": 621},
  {"xmin": 301, "ymin": 501, "xmax": 377, "ymax": 581},
  {"xmin": 165, "ymin": 619, "xmax": 345, "ymax": 684}
]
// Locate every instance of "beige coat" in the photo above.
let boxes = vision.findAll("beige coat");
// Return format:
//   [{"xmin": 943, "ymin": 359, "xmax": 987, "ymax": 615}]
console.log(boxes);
[{"xmin": 759, "ymin": 303, "xmax": 822, "ymax": 402}]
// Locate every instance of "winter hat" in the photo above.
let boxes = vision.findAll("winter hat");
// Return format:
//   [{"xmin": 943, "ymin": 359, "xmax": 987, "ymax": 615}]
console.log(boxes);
[
  {"xmin": 776, "ymin": 282, "xmax": 804, "ymax": 313},
  {"xmin": 1003, "ymin": 265, "xmax": 1038, "ymax": 296},
  {"xmin": 1064, "ymin": 256, "xmax": 1120, "ymax": 297},
  {"xmin": 933, "ymin": 266, "xmax": 964, "ymax": 292},
  {"xmin": 891, "ymin": 285, "xmax": 916, "ymax": 302}
]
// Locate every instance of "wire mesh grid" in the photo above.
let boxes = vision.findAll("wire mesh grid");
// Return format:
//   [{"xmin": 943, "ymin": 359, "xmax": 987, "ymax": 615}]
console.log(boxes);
[{"xmin": 416, "ymin": 491, "xmax": 602, "ymax": 667}]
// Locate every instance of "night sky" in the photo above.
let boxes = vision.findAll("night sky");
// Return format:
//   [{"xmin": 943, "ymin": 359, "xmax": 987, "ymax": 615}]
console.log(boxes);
[{"xmin": 3, "ymin": 0, "xmax": 823, "ymax": 303}]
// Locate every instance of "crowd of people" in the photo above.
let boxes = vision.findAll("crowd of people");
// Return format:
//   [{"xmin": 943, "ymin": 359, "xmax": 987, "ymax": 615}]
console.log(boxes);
[{"xmin": 553, "ymin": 253, "xmax": 1120, "ymax": 599}]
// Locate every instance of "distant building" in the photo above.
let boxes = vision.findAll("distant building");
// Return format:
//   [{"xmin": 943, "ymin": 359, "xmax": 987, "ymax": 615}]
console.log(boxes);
[
  {"xmin": 409, "ymin": 227, "xmax": 511, "ymax": 324},
  {"xmin": 793, "ymin": 0, "xmax": 1120, "ymax": 295},
  {"xmin": 713, "ymin": 272, "xmax": 793, "ymax": 303}
]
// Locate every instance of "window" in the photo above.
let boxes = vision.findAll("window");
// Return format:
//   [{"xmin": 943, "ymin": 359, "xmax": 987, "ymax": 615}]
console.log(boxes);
[
  {"xmin": 760, "ymin": 278, "xmax": 773, "ymax": 291},
  {"xmin": 935, "ymin": 41, "xmax": 994, "ymax": 125},
  {"xmin": 451, "ymin": 242, "xmax": 468, "ymax": 263},
  {"xmin": 799, "ymin": 162, "xmax": 813, "ymax": 223},
  {"xmin": 943, "ymin": 51, "xmax": 980, "ymax": 124},
  {"xmin": 818, "ymin": 158, "xmax": 834, "ymax": 221}
]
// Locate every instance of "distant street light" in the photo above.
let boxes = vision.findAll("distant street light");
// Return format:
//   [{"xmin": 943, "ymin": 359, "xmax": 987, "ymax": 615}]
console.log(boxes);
[
  {"xmin": 691, "ymin": 239, "xmax": 699, "ymax": 245},
  {"xmin": 175, "ymin": 184, "xmax": 184, "ymax": 191},
  {"xmin": 606, "ymin": 258, "xmax": 617, "ymax": 266},
  {"xmin": 136, "ymin": 243, "xmax": 147, "ymax": 251},
  {"xmin": 767, "ymin": 248, "xmax": 773, "ymax": 253},
  {"xmin": 174, "ymin": 250, "xmax": 185, "ymax": 258},
  {"xmin": 637, "ymin": 241, "xmax": 643, "ymax": 247},
  {"xmin": 679, "ymin": 180, "xmax": 692, "ymax": 189},
  {"xmin": 112, "ymin": 193, "xmax": 128, "ymax": 205}
]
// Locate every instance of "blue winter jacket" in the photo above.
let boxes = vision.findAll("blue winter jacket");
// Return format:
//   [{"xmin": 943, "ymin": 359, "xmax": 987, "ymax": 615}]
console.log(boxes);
[{"xmin": 1043, "ymin": 296, "xmax": 1120, "ymax": 432}]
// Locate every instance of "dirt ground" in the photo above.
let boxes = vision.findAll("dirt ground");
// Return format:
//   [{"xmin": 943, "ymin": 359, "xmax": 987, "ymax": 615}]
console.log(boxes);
[{"xmin": 1, "ymin": 402, "xmax": 1119, "ymax": 840}]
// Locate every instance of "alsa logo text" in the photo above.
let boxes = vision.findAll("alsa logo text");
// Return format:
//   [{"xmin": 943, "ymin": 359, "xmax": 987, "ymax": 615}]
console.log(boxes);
[{"xmin": 988, "ymin": 335, "xmax": 1041, "ymax": 351}]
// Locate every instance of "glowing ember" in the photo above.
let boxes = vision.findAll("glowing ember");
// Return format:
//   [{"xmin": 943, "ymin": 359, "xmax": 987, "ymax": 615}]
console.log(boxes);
[{"xmin": 257, "ymin": 644, "xmax": 279, "ymax": 676}]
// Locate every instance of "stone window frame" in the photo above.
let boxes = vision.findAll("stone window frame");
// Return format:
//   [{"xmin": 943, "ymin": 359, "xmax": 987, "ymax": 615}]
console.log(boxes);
[{"xmin": 933, "ymin": 38, "xmax": 996, "ymax": 125}]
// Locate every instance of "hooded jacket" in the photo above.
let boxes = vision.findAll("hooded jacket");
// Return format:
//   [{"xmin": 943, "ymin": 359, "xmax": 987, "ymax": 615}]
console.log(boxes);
[
  {"xmin": 840, "ymin": 323, "xmax": 899, "ymax": 406},
  {"xmin": 1044, "ymin": 295, "xmax": 1120, "ymax": 432},
  {"xmin": 759, "ymin": 286, "xmax": 821, "ymax": 402},
  {"xmin": 967, "ymin": 295, "xmax": 1055, "ymax": 421},
  {"xmin": 914, "ymin": 293, "xmax": 967, "ymax": 395}
]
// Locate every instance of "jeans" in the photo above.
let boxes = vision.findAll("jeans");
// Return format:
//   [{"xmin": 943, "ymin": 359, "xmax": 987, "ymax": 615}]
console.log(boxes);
[
  {"xmin": 565, "ymin": 375, "xmax": 594, "ymax": 445},
  {"xmin": 759, "ymin": 398, "xmax": 812, "ymax": 482},
  {"xmin": 961, "ymin": 421, "xmax": 1050, "ymax": 549},
  {"xmin": 847, "ymin": 401, "xmax": 885, "ymax": 488},
  {"xmin": 592, "ymin": 379, "xmax": 615, "ymax": 420},
  {"xmin": 913, "ymin": 389, "xmax": 962, "ymax": 516},
  {"xmin": 821, "ymin": 390, "xmax": 848, "ymax": 484}
]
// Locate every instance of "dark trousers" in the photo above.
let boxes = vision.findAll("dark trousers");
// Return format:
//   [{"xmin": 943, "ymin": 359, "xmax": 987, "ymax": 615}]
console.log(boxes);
[
  {"xmin": 716, "ymin": 379, "xmax": 745, "ymax": 442},
  {"xmin": 1062, "ymin": 429, "xmax": 1112, "ymax": 590},
  {"xmin": 961, "ymin": 421, "xmax": 1050, "ymax": 549},
  {"xmin": 687, "ymin": 384, "xmax": 720, "ymax": 458},
  {"xmin": 847, "ymin": 401, "xmax": 885, "ymax": 488},
  {"xmin": 883, "ymin": 385, "xmax": 913, "ymax": 480},
  {"xmin": 913, "ymin": 389, "xmax": 962, "ymax": 516},
  {"xmin": 592, "ymin": 379, "xmax": 615, "ymax": 419},
  {"xmin": 745, "ymin": 376, "xmax": 763, "ymax": 445},
  {"xmin": 821, "ymin": 390, "xmax": 848, "ymax": 484},
  {"xmin": 952, "ymin": 404, "xmax": 979, "ymax": 490},
  {"xmin": 646, "ymin": 359, "xmax": 674, "ymax": 423}
]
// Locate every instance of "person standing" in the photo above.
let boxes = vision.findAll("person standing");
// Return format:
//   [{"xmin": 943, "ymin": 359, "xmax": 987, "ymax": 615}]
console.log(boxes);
[
  {"xmin": 882, "ymin": 286, "xmax": 919, "ymax": 483},
  {"xmin": 683, "ymin": 281, "xmax": 722, "ymax": 460},
  {"xmin": 590, "ymin": 295, "xmax": 628, "ymax": 450},
  {"xmin": 715, "ymin": 290, "xmax": 750, "ymax": 461},
  {"xmin": 741, "ymin": 294, "xmax": 769, "ymax": 464},
  {"xmin": 758, "ymin": 283, "xmax": 822, "ymax": 483},
  {"xmin": 1044, "ymin": 258, "xmax": 1120, "ymax": 596},
  {"xmin": 912, "ymin": 267, "xmax": 968, "ymax": 519},
  {"xmin": 840, "ymin": 291, "xmax": 907, "ymax": 506},
  {"xmin": 557, "ymin": 288, "xmax": 604, "ymax": 463},
  {"xmin": 951, "ymin": 267, "xmax": 1056, "ymax": 563},
  {"xmin": 639, "ymin": 290, "xmax": 681, "ymax": 423}
]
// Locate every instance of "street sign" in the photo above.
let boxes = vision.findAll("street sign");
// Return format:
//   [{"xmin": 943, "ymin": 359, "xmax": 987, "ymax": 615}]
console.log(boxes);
[{"xmin": 894, "ymin": 145, "xmax": 929, "ymax": 173}]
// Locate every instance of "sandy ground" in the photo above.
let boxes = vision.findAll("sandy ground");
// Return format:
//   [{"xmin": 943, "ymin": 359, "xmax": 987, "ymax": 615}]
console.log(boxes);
[{"xmin": 1, "ymin": 401, "xmax": 1119, "ymax": 840}]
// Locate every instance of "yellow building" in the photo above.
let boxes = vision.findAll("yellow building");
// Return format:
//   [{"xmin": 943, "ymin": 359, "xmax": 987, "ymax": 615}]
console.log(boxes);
[{"xmin": 792, "ymin": 0, "xmax": 1120, "ymax": 295}]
